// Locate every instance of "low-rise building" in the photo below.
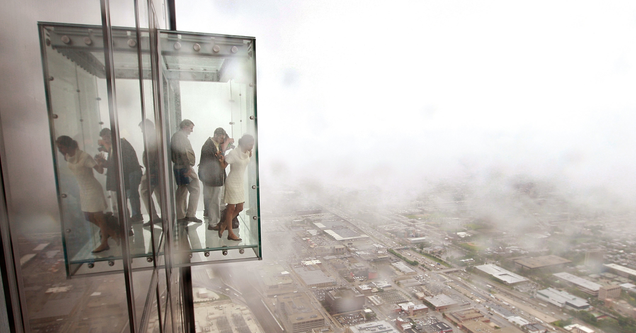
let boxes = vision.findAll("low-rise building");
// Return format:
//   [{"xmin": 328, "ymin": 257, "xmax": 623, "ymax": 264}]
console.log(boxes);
[
  {"xmin": 446, "ymin": 308, "xmax": 484, "ymax": 325},
  {"xmin": 598, "ymin": 285, "xmax": 621, "ymax": 300},
  {"xmin": 462, "ymin": 320, "xmax": 523, "ymax": 333},
  {"xmin": 514, "ymin": 255, "xmax": 571, "ymax": 271},
  {"xmin": 261, "ymin": 267, "xmax": 295, "ymax": 296},
  {"xmin": 604, "ymin": 299, "xmax": 636, "ymax": 319},
  {"xmin": 507, "ymin": 316, "xmax": 529, "ymax": 327},
  {"xmin": 604, "ymin": 264, "xmax": 636, "ymax": 279},
  {"xmin": 397, "ymin": 301, "xmax": 428, "ymax": 316},
  {"xmin": 475, "ymin": 264, "xmax": 529, "ymax": 285},
  {"xmin": 422, "ymin": 321, "xmax": 453, "ymax": 333},
  {"xmin": 292, "ymin": 265, "xmax": 337, "ymax": 288},
  {"xmin": 553, "ymin": 272, "xmax": 601, "ymax": 296},
  {"xmin": 564, "ymin": 324, "xmax": 595, "ymax": 333},
  {"xmin": 424, "ymin": 294, "xmax": 457, "ymax": 311},
  {"xmin": 275, "ymin": 292, "xmax": 326, "ymax": 333},
  {"xmin": 392, "ymin": 261, "xmax": 417, "ymax": 275},
  {"xmin": 326, "ymin": 288, "xmax": 365, "ymax": 314},
  {"xmin": 536, "ymin": 288, "xmax": 589, "ymax": 310},
  {"xmin": 345, "ymin": 321, "xmax": 400, "ymax": 333},
  {"xmin": 621, "ymin": 283, "xmax": 636, "ymax": 293},
  {"xmin": 523, "ymin": 323, "xmax": 548, "ymax": 333}
]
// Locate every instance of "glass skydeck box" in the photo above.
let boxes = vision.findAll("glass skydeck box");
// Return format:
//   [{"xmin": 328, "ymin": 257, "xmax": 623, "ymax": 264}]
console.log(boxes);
[{"xmin": 39, "ymin": 22, "xmax": 261, "ymax": 278}]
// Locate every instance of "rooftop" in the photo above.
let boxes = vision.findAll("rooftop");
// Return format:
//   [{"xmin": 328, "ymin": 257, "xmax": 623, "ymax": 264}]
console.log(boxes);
[
  {"xmin": 553, "ymin": 272, "xmax": 601, "ymax": 291},
  {"xmin": 425, "ymin": 294, "xmax": 457, "ymax": 308},
  {"xmin": 605, "ymin": 263, "xmax": 636, "ymax": 277},
  {"xmin": 475, "ymin": 264, "xmax": 529, "ymax": 284},
  {"xmin": 392, "ymin": 261, "xmax": 417, "ymax": 274},
  {"xmin": 348, "ymin": 320, "xmax": 401, "ymax": 333},
  {"xmin": 277, "ymin": 293, "xmax": 325, "ymax": 324},
  {"xmin": 292, "ymin": 266, "xmax": 337, "ymax": 286},
  {"xmin": 514, "ymin": 255, "xmax": 571, "ymax": 269},
  {"xmin": 537, "ymin": 288, "xmax": 589, "ymax": 309}
]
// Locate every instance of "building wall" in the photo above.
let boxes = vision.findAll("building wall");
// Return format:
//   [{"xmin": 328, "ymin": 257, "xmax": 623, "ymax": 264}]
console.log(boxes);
[{"xmin": 598, "ymin": 286, "xmax": 621, "ymax": 300}]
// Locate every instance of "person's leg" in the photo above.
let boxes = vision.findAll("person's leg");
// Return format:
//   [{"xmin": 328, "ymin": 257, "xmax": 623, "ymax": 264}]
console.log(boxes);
[
  {"xmin": 91, "ymin": 212, "xmax": 111, "ymax": 252},
  {"xmin": 140, "ymin": 172, "xmax": 155, "ymax": 217},
  {"xmin": 227, "ymin": 203, "xmax": 243, "ymax": 240},
  {"xmin": 202, "ymin": 184, "xmax": 211, "ymax": 220},
  {"xmin": 127, "ymin": 170, "xmax": 142, "ymax": 222},
  {"xmin": 220, "ymin": 203, "xmax": 235, "ymax": 237},
  {"xmin": 185, "ymin": 171, "xmax": 200, "ymax": 219},
  {"xmin": 175, "ymin": 185, "xmax": 187, "ymax": 220},
  {"xmin": 150, "ymin": 183, "xmax": 162, "ymax": 219},
  {"xmin": 209, "ymin": 185, "xmax": 223, "ymax": 227}
]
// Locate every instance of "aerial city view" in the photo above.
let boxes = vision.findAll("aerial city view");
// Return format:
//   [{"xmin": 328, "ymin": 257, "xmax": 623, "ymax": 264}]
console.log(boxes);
[
  {"xmin": 5, "ymin": 1, "xmax": 636, "ymax": 333},
  {"xmin": 22, "ymin": 175, "xmax": 636, "ymax": 333}
]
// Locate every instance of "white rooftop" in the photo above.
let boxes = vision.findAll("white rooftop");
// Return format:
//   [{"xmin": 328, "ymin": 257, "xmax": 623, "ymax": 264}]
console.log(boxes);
[
  {"xmin": 565, "ymin": 324, "xmax": 595, "ymax": 333},
  {"xmin": 475, "ymin": 264, "xmax": 529, "ymax": 284},
  {"xmin": 620, "ymin": 283, "xmax": 636, "ymax": 291},
  {"xmin": 605, "ymin": 263, "xmax": 636, "ymax": 277},
  {"xmin": 348, "ymin": 320, "xmax": 401, "ymax": 333},
  {"xmin": 425, "ymin": 294, "xmax": 457, "ymax": 308},
  {"xmin": 553, "ymin": 272, "xmax": 601, "ymax": 291},
  {"xmin": 537, "ymin": 288, "xmax": 589, "ymax": 309},
  {"xmin": 508, "ymin": 316, "xmax": 530, "ymax": 326},
  {"xmin": 392, "ymin": 261, "xmax": 417, "ymax": 274}
]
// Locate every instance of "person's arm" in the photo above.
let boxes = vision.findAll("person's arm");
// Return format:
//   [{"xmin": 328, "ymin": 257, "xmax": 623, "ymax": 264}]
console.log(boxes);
[
  {"xmin": 219, "ymin": 155, "xmax": 228, "ymax": 169},
  {"xmin": 94, "ymin": 163, "xmax": 104, "ymax": 174},
  {"xmin": 223, "ymin": 149, "xmax": 237, "ymax": 169},
  {"xmin": 220, "ymin": 137, "xmax": 234, "ymax": 152},
  {"xmin": 93, "ymin": 153, "xmax": 107, "ymax": 173},
  {"xmin": 87, "ymin": 153, "xmax": 105, "ymax": 174}
]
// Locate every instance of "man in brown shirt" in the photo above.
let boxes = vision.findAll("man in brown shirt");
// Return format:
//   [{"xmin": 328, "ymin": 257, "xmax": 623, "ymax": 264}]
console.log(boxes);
[{"xmin": 170, "ymin": 119, "xmax": 201, "ymax": 223}]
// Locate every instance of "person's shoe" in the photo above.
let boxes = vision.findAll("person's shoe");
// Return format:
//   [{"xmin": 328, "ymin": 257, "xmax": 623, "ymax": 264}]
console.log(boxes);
[
  {"xmin": 144, "ymin": 216, "xmax": 162, "ymax": 227},
  {"xmin": 177, "ymin": 218, "xmax": 188, "ymax": 224},
  {"xmin": 130, "ymin": 215, "xmax": 144, "ymax": 223},
  {"xmin": 129, "ymin": 228, "xmax": 134, "ymax": 237},
  {"xmin": 208, "ymin": 224, "xmax": 220, "ymax": 231},
  {"xmin": 185, "ymin": 216, "xmax": 202, "ymax": 223},
  {"xmin": 227, "ymin": 235, "xmax": 242, "ymax": 241},
  {"xmin": 92, "ymin": 244, "xmax": 110, "ymax": 253}
]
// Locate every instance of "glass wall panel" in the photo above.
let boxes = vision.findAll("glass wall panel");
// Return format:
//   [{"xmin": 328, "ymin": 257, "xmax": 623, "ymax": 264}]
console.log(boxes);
[
  {"xmin": 158, "ymin": 31, "xmax": 261, "ymax": 262},
  {"xmin": 40, "ymin": 23, "xmax": 162, "ymax": 277},
  {"xmin": 37, "ymin": 17, "xmax": 259, "ymax": 333}
]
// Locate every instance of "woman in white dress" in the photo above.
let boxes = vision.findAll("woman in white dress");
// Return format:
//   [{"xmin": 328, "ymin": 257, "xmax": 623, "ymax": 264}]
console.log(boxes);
[
  {"xmin": 218, "ymin": 134, "xmax": 254, "ymax": 241},
  {"xmin": 56, "ymin": 136, "xmax": 119, "ymax": 253}
]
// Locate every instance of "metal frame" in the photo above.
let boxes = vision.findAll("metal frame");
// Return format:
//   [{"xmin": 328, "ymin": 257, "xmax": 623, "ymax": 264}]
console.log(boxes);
[{"xmin": 0, "ymin": 113, "xmax": 27, "ymax": 333}]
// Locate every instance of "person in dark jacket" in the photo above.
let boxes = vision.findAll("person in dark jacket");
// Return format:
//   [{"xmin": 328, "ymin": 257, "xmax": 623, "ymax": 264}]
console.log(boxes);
[
  {"xmin": 199, "ymin": 127, "xmax": 233, "ymax": 229},
  {"xmin": 95, "ymin": 128, "xmax": 143, "ymax": 223}
]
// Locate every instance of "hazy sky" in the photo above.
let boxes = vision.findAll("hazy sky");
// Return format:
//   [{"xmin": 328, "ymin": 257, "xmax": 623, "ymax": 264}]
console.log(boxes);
[{"xmin": 180, "ymin": 1, "xmax": 636, "ymax": 200}]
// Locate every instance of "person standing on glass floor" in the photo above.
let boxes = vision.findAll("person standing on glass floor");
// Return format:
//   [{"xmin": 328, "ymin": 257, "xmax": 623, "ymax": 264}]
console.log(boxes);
[
  {"xmin": 95, "ymin": 128, "xmax": 143, "ymax": 224},
  {"xmin": 199, "ymin": 127, "xmax": 234, "ymax": 230},
  {"xmin": 170, "ymin": 119, "xmax": 201, "ymax": 223}
]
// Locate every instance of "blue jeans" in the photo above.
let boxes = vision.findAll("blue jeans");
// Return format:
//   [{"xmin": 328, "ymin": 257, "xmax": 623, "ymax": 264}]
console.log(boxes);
[{"xmin": 127, "ymin": 170, "xmax": 142, "ymax": 218}]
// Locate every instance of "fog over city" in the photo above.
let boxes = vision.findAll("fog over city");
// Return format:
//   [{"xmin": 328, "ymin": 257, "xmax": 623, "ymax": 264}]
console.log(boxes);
[{"xmin": 175, "ymin": 1, "xmax": 636, "ymax": 230}]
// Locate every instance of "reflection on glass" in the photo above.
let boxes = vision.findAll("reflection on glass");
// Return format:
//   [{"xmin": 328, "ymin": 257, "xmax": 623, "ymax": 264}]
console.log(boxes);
[
  {"xmin": 55, "ymin": 135, "xmax": 117, "ymax": 254},
  {"xmin": 139, "ymin": 119, "xmax": 163, "ymax": 223}
]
